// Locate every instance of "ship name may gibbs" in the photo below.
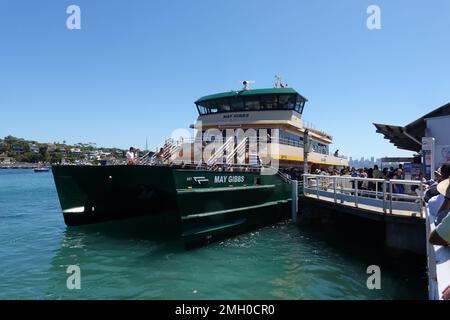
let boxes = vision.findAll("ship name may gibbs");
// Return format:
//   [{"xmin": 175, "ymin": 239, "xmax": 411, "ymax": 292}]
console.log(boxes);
[{"xmin": 214, "ymin": 175, "xmax": 245, "ymax": 183}]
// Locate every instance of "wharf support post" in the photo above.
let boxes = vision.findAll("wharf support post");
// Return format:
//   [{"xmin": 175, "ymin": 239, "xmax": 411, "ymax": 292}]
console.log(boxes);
[
  {"xmin": 384, "ymin": 216, "xmax": 426, "ymax": 255},
  {"xmin": 291, "ymin": 180, "xmax": 298, "ymax": 223}
]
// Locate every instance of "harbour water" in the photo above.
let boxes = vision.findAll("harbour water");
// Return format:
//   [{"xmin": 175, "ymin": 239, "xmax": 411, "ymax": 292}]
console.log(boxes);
[{"xmin": 0, "ymin": 169, "xmax": 427, "ymax": 299}]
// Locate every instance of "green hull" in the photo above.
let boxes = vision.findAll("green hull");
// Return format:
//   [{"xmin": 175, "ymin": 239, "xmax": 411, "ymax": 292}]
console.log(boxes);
[{"xmin": 52, "ymin": 165, "xmax": 293, "ymax": 246}]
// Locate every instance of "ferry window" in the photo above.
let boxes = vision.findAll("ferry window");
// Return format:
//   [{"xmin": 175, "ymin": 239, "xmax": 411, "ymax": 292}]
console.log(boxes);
[
  {"xmin": 197, "ymin": 104, "xmax": 208, "ymax": 115},
  {"xmin": 295, "ymin": 97, "xmax": 305, "ymax": 114},
  {"xmin": 280, "ymin": 130, "xmax": 304, "ymax": 148},
  {"xmin": 245, "ymin": 97, "xmax": 261, "ymax": 111},
  {"xmin": 197, "ymin": 94, "xmax": 304, "ymax": 115},
  {"xmin": 278, "ymin": 95, "xmax": 296, "ymax": 110},
  {"xmin": 230, "ymin": 97, "xmax": 244, "ymax": 111},
  {"xmin": 198, "ymin": 99, "xmax": 231, "ymax": 114},
  {"xmin": 311, "ymin": 141, "xmax": 329, "ymax": 155},
  {"xmin": 260, "ymin": 95, "xmax": 278, "ymax": 110},
  {"xmin": 205, "ymin": 101, "xmax": 219, "ymax": 114}
]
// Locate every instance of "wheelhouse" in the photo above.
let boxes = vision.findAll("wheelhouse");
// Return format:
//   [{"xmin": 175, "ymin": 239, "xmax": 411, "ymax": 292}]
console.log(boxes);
[{"xmin": 195, "ymin": 88, "xmax": 307, "ymax": 116}]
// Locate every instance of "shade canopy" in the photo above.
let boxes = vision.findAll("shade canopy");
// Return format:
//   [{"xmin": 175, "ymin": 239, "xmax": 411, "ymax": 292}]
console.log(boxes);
[{"xmin": 373, "ymin": 102, "xmax": 450, "ymax": 152}]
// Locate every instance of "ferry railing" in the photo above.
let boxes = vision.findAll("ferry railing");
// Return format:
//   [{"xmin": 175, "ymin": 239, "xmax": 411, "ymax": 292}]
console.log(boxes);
[
  {"xmin": 276, "ymin": 170, "xmax": 292, "ymax": 184},
  {"xmin": 206, "ymin": 137, "xmax": 234, "ymax": 168},
  {"xmin": 225, "ymin": 137, "xmax": 249, "ymax": 165},
  {"xmin": 163, "ymin": 144, "xmax": 181, "ymax": 163},
  {"xmin": 302, "ymin": 174, "xmax": 425, "ymax": 218},
  {"xmin": 143, "ymin": 136, "xmax": 348, "ymax": 166}
]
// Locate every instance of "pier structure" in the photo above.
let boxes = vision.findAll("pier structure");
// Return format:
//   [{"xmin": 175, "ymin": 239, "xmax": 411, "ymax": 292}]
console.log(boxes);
[{"xmin": 296, "ymin": 174, "xmax": 426, "ymax": 254}]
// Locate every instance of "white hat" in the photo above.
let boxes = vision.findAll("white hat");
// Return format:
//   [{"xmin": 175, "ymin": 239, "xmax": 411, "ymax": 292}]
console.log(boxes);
[{"xmin": 437, "ymin": 178, "xmax": 450, "ymax": 198}]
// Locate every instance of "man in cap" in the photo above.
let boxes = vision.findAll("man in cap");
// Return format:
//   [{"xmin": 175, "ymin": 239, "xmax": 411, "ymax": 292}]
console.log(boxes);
[{"xmin": 424, "ymin": 163, "xmax": 450, "ymax": 203}]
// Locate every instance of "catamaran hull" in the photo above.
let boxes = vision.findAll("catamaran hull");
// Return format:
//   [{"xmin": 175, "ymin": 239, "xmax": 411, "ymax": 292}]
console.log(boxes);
[{"xmin": 51, "ymin": 165, "xmax": 293, "ymax": 245}]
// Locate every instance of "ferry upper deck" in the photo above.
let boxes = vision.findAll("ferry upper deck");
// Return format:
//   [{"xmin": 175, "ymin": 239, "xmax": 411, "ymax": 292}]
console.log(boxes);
[{"xmin": 189, "ymin": 85, "xmax": 348, "ymax": 169}]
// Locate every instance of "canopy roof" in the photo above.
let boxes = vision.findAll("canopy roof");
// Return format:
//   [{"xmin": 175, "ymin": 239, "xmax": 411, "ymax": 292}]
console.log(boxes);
[
  {"xmin": 195, "ymin": 88, "xmax": 307, "ymax": 104},
  {"xmin": 373, "ymin": 102, "xmax": 450, "ymax": 152}
]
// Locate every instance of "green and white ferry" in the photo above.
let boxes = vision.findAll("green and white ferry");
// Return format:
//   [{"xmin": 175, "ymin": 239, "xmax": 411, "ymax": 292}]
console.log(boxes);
[{"xmin": 52, "ymin": 81, "xmax": 347, "ymax": 246}]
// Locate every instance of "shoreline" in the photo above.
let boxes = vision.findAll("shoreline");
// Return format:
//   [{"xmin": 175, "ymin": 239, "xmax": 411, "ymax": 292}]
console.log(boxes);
[{"xmin": 0, "ymin": 163, "xmax": 50, "ymax": 169}]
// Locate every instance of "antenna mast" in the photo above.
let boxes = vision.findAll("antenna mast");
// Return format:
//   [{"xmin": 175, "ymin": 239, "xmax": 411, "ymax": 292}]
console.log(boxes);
[{"xmin": 274, "ymin": 75, "xmax": 288, "ymax": 88}]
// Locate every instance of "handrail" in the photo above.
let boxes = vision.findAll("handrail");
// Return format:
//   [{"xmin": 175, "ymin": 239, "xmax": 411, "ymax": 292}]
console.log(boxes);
[
  {"xmin": 143, "ymin": 136, "xmax": 348, "ymax": 164},
  {"xmin": 226, "ymin": 137, "xmax": 249, "ymax": 164},
  {"xmin": 206, "ymin": 137, "xmax": 234, "ymax": 167},
  {"xmin": 302, "ymin": 174, "xmax": 425, "ymax": 218},
  {"xmin": 276, "ymin": 170, "xmax": 292, "ymax": 184}
]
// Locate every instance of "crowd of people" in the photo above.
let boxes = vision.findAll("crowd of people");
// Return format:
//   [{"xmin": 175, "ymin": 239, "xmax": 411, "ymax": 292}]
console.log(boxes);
[{"xmin": 286, "ymin": 164, "xmax": 416, "ymax": 195}]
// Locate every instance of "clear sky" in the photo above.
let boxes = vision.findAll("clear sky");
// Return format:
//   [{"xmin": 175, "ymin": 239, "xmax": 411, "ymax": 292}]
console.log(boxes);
[{"xmin": 1, "ymin": 0, "xmax": 450, "ymax": 159}]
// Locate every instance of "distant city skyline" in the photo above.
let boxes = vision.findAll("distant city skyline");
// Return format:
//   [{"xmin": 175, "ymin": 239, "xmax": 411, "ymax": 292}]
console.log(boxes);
[{"xmin": 1, "ymin": 1, "xmax": 449, "ymax": 159}]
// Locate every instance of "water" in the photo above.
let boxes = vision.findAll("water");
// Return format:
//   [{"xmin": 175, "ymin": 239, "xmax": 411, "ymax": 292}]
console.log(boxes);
[{"xmin": 0, "ymin": 169, "xmax": 427, "ymax": 299}]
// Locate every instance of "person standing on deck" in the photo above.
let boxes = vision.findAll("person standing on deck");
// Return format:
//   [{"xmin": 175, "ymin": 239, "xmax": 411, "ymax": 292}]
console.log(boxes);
[
  {"xmin": 126, "ymin": 147, "xmax": 136, "ymax": 165},
  {"xmin": 429, "ymin": 178, "xmax": 450, "ymax": 245},
  {"xmin": 392, "ymin": 169, "xmax": 405, "ymax": 195},
  {"xmin": 425, "ymin": 164, "xmax": 450, "ymax": 202},
  {"xmin": 382, "ymin": 167, "xmax": 389, "ymax": 180},
  {"xmin": 372, "ymin": 165, "xmax": 382, "ymax": 192},
  {"xmin": 358, "ymin": 168, "xmax": 368, "ymax": 191}
]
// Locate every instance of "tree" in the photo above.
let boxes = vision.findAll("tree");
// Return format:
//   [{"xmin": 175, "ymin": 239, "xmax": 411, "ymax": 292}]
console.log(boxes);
[
  {"xmin": 4, "ymin": 135, "xmax": 19, "ymax": 143},
  {"xmin": 39, "ymin": 146, "xmax": 50, "ymax": 162},
  {"xmin": 50, "ymin": 153, "xmax": 63, "ymax": 164}
]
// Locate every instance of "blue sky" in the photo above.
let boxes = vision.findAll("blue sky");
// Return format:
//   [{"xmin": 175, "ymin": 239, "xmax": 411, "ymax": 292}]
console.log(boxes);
[{"xmin": 1, "ymin": 0, "xmax": 450, "ymax": 159}]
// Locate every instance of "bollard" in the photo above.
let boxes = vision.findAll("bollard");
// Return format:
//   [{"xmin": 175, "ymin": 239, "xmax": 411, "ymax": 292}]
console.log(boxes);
[{"xmin": 291, "ymin": 180, "xmax": 298, "ymax": 223}]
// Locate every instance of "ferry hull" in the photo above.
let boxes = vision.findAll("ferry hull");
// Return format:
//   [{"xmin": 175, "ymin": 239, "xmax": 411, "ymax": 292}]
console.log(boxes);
[
  {"xmin": 52, "ymin": 165, "xmax": 178, "ymax": 227},
  {"xmin": 51, "ymin": 165, "xmax": 293, "ymax": 246}
]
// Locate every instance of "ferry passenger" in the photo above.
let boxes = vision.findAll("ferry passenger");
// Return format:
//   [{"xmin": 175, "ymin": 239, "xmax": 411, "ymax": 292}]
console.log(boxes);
[
  {"xmin": 435, "ymin": 196, "xmax": 450, "ymax": 226},
  {"xmin": 373, "ymin": 168, "xmax": 381, "ymax": 193},
  {"xmin": 412, "ymin": 171, "xmax": 429, "ymax": 201},
  {"xmin": 367, "ymin": 168, "xmax": 375, "ymax": 191},
  {"xmin": 392, "ymin": 169, "xmax": 405, "ymax": 195},
  {"xmin": 126, "ymin": 147, "xmax": 136, "ymax": 165},
  {"xmin": 389, "ymin": 167, "xmax": 395, "ymax": 179},
  {"xmin": 382, "ymin": 167, "xmax": 389, "ymax": 180},
  {"xmin": 358, "ymin": 169, "xmax": 368, "ymax": 191},
  {"xmin": 155, "ymin": 148, "xmax": 164, "ymax": 165},
  {"xmin": 429, "ymin": 178, "xmax": 450, "ymax": 246},
  {"xmin": 429, "ymin": 193, "xmax": 445, "ymax": 220},
  {"xmin": 372, "ymin": 165, "xmax": 382, "ymax": 179},
  {"xmin": 427, "ymin": 167, "xmax": 450, "ymax": 223},
  {"xmin": 425, "ymin": 164, "xmax": 450, "ymax": 202}
]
